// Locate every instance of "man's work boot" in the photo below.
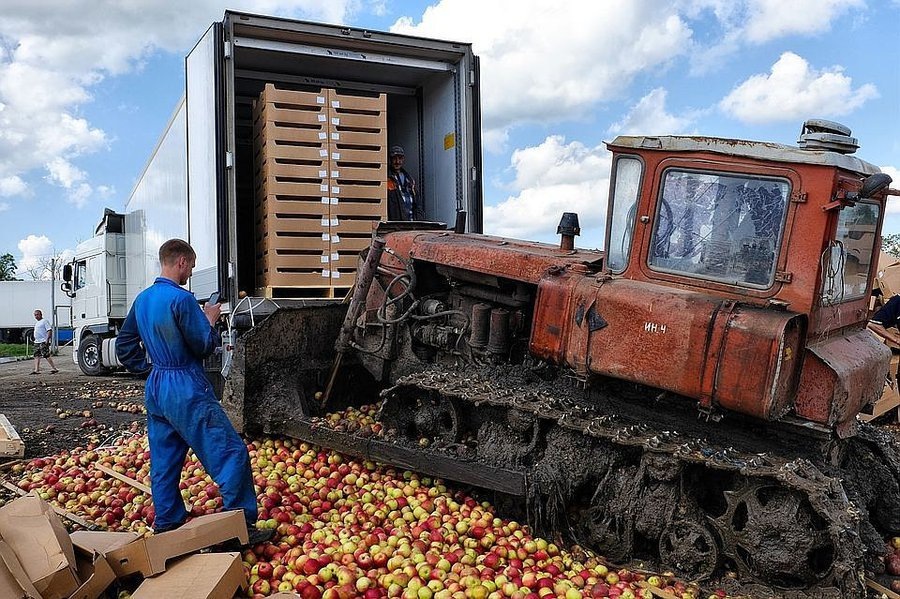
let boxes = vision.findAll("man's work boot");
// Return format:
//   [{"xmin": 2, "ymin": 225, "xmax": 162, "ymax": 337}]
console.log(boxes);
[{"xmin": 245, "ymin": 525, "xmax": 275, "ymax": 547}]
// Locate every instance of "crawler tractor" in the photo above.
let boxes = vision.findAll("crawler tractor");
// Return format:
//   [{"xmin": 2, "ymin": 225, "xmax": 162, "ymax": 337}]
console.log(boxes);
[{"xmin": 224, "ymin": 120, "xmax": 900, "ymax": 597}]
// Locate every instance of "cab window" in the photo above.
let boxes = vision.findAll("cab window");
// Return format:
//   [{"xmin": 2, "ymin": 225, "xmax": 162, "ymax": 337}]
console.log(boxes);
[
  {"xmin": 649, "ymin": 169, "xmax": 790, "ymax": 288},
  {"xmin": 821, "ymin": 201, "xmax": 879, "ymax": 304},
  {"xmin": 73, "ymin": 260, "xmax": 87, "ymax": 290},
  {"xmin": 606, "ymin": 157, "xmax": 643, "ymax": 273}
]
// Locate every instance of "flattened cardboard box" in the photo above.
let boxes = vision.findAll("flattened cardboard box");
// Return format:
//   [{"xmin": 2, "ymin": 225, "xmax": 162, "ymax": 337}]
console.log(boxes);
[
  {"xmin": 0, "ymin": 538, "xmax": 41, "ymax": 598},
  {"xmin": 132, "ymin": 552, "xmax": 246, "ymax": 599},
  {"xmin": 70, "ymin": 531, "xmax": 140, "ymax": 599},
  {"xmin": 105, "ymin": 511, "xmax": 248, "ymax": 577},
  {"xmin": 0, "ymin": 494, "xmax": 79, "ymax": 599}
]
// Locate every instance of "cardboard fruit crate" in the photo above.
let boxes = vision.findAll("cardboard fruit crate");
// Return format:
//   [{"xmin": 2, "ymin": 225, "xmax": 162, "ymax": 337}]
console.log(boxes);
[
  {"xmin": 330, "ymin": 234, "xmax": 373, "ymax": 252},
  {"xmin": 257, "ymin": 249, "xmax": 335, "ymax": 271},
  {"xmin": 256, "ymin": 229, "xmax": 330, "ymax": 253},
  {"xmin": 253, "ymin": 101, "xmax": 327, "ymax": 127},
  {"xmin": 327, "ymin": 145, "xmax": 385, "ymax": 164},
  {"xmin": 260, "ymin": 83, "xmax": 329, "ymax": 107},
  {"xmin": 327, "ymin": 127, "xmax": 387, "ymax": 148},
  {"xmin": 330, "ymin": 198, "xmax": 386, "ymax": 218},
  {"xmin": 255, "ymin": 179, "xmax": 333, "ymax": 201},
  {"xmin": 255, "ymin": 120, "xmax": 328, "ymax": 146},
  {"xmin": 331, "ymin": 180, "xmax": 387, "ymax": 202},
  {"xmin": 330, "ymin": 215, "xmax": 380, "ymax": 236},
  {"xmin": 256, "ymin": 159, "xmax": 330, "ymax": 182},
  {"xmin": 254, "ymin": 138, "xmax": 330, "ymax": 163},
  {"xmin": 327, "ymin": 89, "xmax": 386, "ymax": 112},
  {"xmin": 329, "ymin": 164, "xmax": 386, "ymax": 181},
  {"xmin": 257, "ymin": 267, "xmax": 330, "ymax": 288}
]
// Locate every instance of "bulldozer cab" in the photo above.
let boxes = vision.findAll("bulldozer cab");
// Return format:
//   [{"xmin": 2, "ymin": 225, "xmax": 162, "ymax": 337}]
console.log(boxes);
[{"xmin": 605, "ymin": 126, "xmax": 890, "ymax": 335}]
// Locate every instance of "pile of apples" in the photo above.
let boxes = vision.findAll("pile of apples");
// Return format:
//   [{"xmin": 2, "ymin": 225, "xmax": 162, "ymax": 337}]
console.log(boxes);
[{"xmin": 7, "ymin": 429, "xmax": 730, "ymax": 598}]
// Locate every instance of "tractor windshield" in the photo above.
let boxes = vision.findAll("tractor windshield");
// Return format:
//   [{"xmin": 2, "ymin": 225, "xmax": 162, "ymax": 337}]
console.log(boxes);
[
  {"xmin": 606, "ymin": 157, "xmax": 643, "ymax": 273},
  {"xmin": 649, "ymin": 169, "xmax": 790, "ymax": 288}
]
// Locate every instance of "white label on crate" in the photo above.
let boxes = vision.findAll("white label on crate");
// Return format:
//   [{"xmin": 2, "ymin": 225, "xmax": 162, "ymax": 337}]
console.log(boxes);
[
  {"xmin": 320, "ymin": 184, "xmax": 328, "ymax": 192},
  {"xmin": 333, "ymin": 271, "xmax": 342, "ymax": 279},
  {"xmin": 318, "ymin": 114, "xmax": 326, "ymax": 122},
  {"xmin": 321, "ymin": 217, "xmax": 330, "ymax": 227},
  {"xmin": 331, "ymin": 152, "xmax": 341, "ymax": 160},
  {"xmin": 321, "ymin": 197, "xmax": 329, "ymax": 204},
  {"xmin": 331, "ymin": 132, "xmax": 340, "ymax": 140},
  {"xmin": 318, "ymin": 132, "xmax": 327, "ymax": 140},
  {"xmin": 318, "ymin": 170, "xmax": 327, "ymax": 178},
  {"xmin": 322, "ymin": 233, "xmax": 330, "ymax": 241},
  {"xmin": 331, "ymin": 252, "xmax": 339, "ymax": 261},
  {"xmin": 330, "ymin": 198, "xmax": 339, "ymax": 205},
  {"xmin": 331, "ymin": 117, "xmax": 340, "ymax": 125},
  {"xmin": 331, "ymin": 170, "xmax": 339, "ymax": 178},
  {"xmin": 331, "ymin": 100, "xmax": 340, "ymax": 108},
  {"xmin": 332, "ymin": 235, "xmax": 341, "ymax": 243},
  {"xmin": 317, "ymin": 96, "xmax": 325, "ymax": 104},
  {"xmin": 331, "ymin": 217, "xmax": 339, "ymax": 226},
  {"xmin": 320, "ymin": 255, "xmax": 329, "ymax": 264},
  {"xmin": 322, "ymin": 269, "xmax": 330, "ymax": 277},
  {"xmin": 320, "ymin": 149, "xmax": 328, "ymax": 157},
  {"xmin": 331, "ymin": 186, "xmax": 341, "ymax": 194}
]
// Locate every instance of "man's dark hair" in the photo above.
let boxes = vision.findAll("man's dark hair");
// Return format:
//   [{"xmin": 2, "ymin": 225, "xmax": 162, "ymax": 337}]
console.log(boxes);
[{"xmin": 159, "ymin": 239, "xmax": 196, "ymax": 266}]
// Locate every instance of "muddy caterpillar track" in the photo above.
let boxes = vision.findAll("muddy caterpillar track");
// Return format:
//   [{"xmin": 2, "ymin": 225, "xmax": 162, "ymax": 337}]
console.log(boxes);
[{"xmin": 375, "ymin": 366, "xmax": 900, "ymax": 598}]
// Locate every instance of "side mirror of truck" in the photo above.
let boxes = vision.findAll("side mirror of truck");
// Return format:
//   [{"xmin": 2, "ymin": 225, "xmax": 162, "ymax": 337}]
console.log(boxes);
[{"xmin": 62, "ymin": 263, "xmax": 72, "ymax": 282}]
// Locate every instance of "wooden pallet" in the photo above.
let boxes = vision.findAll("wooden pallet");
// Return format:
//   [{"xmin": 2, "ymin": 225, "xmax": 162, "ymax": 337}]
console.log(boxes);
[{"xmin": 859, "ymin": 384, "xmax": 900, "ymax": 422}]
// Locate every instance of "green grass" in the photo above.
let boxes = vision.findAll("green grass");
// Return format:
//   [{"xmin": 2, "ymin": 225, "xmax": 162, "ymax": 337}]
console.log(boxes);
[{"xmin": 0, "ymin": 343, "xmax": 28, "ymax": 358}]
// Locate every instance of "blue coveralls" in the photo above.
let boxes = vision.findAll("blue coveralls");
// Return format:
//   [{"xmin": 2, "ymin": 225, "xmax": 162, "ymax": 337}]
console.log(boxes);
[{"xmin": 116, "ymin": 277, "xmax": 258, "ymax": 530}]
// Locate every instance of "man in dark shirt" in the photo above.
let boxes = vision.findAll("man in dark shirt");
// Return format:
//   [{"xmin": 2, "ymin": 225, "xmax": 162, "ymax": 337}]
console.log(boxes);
[
  {"xmin": 387, "ymin": 145, "xmax": 424, "ymax": 221},
  {"xmin": 116, "ymin": 239, "xmax": 273, "ymax": 545}
]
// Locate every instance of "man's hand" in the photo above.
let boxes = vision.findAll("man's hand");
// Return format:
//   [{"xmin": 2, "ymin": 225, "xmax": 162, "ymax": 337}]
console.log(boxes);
[
  {"xmin": 203, "ymin": 301, "xmax": 222, "ymax": 326},
  {"xmin": 869, "ymin": 322, "xmax": 900, "ymax": 346}
]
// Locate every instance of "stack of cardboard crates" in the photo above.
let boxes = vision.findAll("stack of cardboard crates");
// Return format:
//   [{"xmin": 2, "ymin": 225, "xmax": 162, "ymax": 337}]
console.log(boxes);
[{"xmin": 253, "ymin": 83, "xmax": 387, "ymax": 298}]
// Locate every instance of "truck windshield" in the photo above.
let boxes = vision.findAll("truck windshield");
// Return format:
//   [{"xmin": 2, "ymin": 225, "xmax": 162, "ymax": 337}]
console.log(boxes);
[
  {"xmin": 821, "ymin": 201, "xmax": 879, "ymax": 304},
  {"xmin": 649, "ymin": 169, "xmax": 790, "ymax": 288},
  {"xmin": 606, "ymin": 157, "xmax": 642, "ymax": 273}
]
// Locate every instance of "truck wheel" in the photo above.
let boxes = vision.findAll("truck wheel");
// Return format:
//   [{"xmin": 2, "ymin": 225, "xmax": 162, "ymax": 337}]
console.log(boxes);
[{"xmin": 78, "ymin": 335, "xmax": 107, "ymax": 376}]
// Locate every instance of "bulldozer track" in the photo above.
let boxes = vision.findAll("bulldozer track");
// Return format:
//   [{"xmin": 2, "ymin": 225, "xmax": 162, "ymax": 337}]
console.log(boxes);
[{"xmin": 380, "ymin": 367, "xmax": 869, "ymax": 598}]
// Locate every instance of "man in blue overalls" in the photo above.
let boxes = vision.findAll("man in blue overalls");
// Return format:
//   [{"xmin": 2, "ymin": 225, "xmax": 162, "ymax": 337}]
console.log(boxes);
[{"xmin": 116, "ymin": 239, "xmax": 272, "ymax": 545}]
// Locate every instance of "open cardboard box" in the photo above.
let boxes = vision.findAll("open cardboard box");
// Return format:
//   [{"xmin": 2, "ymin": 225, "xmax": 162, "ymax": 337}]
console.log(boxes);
[
  {"xmin": 0, "ymin": 494, "xmax": 79, "ymax": 599},
  {"xmin": 103, "ymin": 510, "xmax": 248, "ymax": 578},
  {"xmin": 70, "ymin": 531, "xmax": 140, "ymax": 599},
  {"xmin": 0, "ymin": 538, "xmax": 42, "ymax": 598},
  {"xmin": 131, "ymin": 552, "xmax": 245, "ymax": 598}
]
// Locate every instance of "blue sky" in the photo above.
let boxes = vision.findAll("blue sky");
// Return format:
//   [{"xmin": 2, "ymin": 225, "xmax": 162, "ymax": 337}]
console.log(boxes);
[{"xmin": 0, "ymin": 0, "xmax": 897, "ymax": 278}]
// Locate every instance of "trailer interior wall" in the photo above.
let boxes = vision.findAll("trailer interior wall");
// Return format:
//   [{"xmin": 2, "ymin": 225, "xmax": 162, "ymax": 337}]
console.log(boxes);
[
  {"xmin": 124, "ymin": 101, "xmax": 189, "ymax": 307},
  {"xmin": 226, "ymin": 13, "xmax": 480, "ymax": 294}
]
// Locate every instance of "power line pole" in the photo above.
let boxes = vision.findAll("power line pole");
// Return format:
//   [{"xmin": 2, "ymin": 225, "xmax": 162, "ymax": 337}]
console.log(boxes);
[{"xmin": 50, "ymin": 257, "xmax": 57, "ymax": 354}]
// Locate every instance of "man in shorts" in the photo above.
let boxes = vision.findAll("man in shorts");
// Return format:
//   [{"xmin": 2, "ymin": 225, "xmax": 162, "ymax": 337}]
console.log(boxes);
[{"xmin": 31, "ymin": 309, "xmax": 58, "ymax": 374}]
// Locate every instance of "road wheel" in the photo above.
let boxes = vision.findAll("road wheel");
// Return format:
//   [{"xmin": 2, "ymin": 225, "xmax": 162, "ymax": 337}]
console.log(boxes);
[{"xmin": 77, "ymin": 335, "xmax": 107, "ymax": 376}]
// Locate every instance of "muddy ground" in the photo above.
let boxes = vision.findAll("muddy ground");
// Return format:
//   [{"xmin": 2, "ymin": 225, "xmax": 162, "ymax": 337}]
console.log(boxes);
[{"xmin": 0, "ymin": 348, "xmax": 146, "ymax": 459}]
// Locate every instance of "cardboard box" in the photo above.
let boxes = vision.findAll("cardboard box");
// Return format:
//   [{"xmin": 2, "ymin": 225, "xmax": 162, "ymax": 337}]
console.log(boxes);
[
  {"xmin": 0, "ymin": 414, "xmax": 25, "ymax": 457},
  {"xmin": 105, "ymin": 511, "xmax": 248, "ymax": 578},
  {"xmin": 69, "ymin": 531, "xmax": 140, "ymax": 599},
  {"xmin": 0, "ymin": 539, "xmax": 41, "ymax": 598},
  {"xmin": 131, "ymin": 552, "xmax": 246, "ymax": 599},
  {"xmin": 0, "ymin": 494, "xmax": 79, "ymax": 599}
]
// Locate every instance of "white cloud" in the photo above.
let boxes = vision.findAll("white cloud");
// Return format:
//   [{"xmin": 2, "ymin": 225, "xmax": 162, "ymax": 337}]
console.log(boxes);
[
  {"xmin": 719, "ymin": 52, "xmax": 878, "ymax": 124},
  {"xmin": 883, "ymin": 166, "xmax": 900, "ymax": 215},
  {"xmin": 0, "ymin": 202, "xmax": 8, "ymax": 212},
  {"xmin": 742, "ymin": 0, "xmax": 865, "ymax": 43},
  {"xmin": 0, "ymin": 0, "xmax": 360, "ymax": 208},
  {"xmin": 16, "ymin": 234, "xmax": 54, "ymax": 277},
  {"xmin": 484, "ymin": 136, "xmax": 611, "ymax": 246},
  {"xmin": 686, "ymin": 0, "xmax": 866, "ymax": 73},
  {"xmin": 391, "ymin": 1, "xmax": 692, "ymax": 135},
  {"xmin": 608, "ymin": 88, "xmax": 694, "ymax": 136},
  {"xmin": 45, "ymin": 158, "xmax": 86, "ymax": 189},
  {"xmin": 0, "ymin": 175, "xmax": 26, "ymax": 197}
]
